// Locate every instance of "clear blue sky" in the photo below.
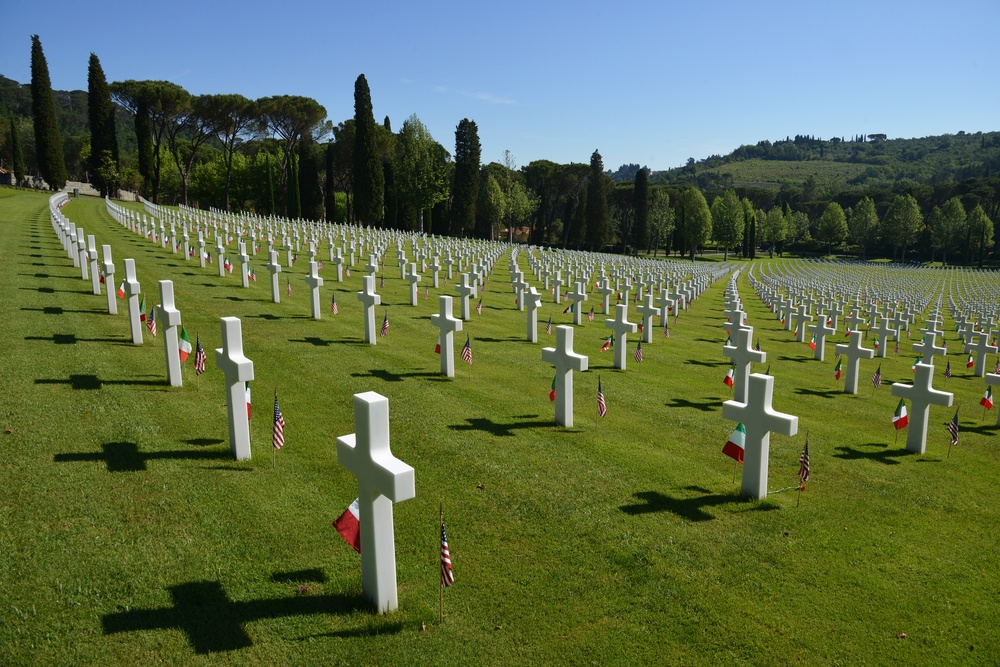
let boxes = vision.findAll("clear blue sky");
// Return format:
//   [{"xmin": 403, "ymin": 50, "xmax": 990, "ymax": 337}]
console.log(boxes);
[{"xmin": 3, "ymin": 0, "xmax": 997, "ymax": 172}]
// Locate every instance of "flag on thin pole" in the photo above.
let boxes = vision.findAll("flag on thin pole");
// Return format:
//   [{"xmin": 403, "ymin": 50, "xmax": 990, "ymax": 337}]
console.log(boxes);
[
  {"xmin": 549, "ymin": 375, "xmax": 557, "ymax": 401},
  {"xmin": 333, "ymin": 499, "xmax": 361, "ymax": 553},
  {"xmin": 834, "ymin": 358, "xmax": 843, "ymax": 380},
  {"xmin": 980, "ymin": 386, "xmax": 994, "ymax": 410},
  {"xmin": 588, "ymin": 308, "xmax": 595, "ymax": 322},
  {"xmin": 380, "ymin": 311, "xmax": 389, "ymax": 337},
  {"xmin": 194, "ymin": 336, "xmax": 207, "ymax": 375},
  {"xmin": 546, "ymin": 315, "xmax": 552, "ymax": 336},
  {"xmin": 664, "ymin": 322, "xmax": 670, "ymax": 338},
  {"xmin": 944, "ymin": 360, "xmax": 952, "ymax": 379},
  {"xmin": 139, "ymin": 296, "xmax": 147, "ymax": 322},
  {"xmin": 272, "ymin": 391, "xmax": 285, "ymax": 450},
  {"xmin": 724, "ymin": 364, "xmax": 735, "ymax": 387},
  {"xmin": 871, "ymin": 364, "xmax": 882, "ymax": 389},
  {"xmin": 808, "ymin": 333, "xmax": 817, "ymax": 350},
  {"xmin": 723, "ymin": 423, "xmax": 746, "ymax": 463},
  {"xmin": 117, "ymin": 280, "xmax": 125, "ymax": 299},
  {"xmin": 994, "ymin": 358, "xmax": 1000, "ymax": 375},
  {"xmin": 912, "ymin": 356, "xmax": 920, "ymax": 373},
  {"xmin": 286, "ymin": 279, "xmax": 292, "ymax": 297},
  {"xmin": 597, "ymin": 377, "xmax": 607, "ymax": 418},
  {"xmin": 331, "ymin": 293, "xmax": 339, "ymax": 315},
  {"xmin": 435, "ymin": 335, "xmax": 441, "ymax": 355},
  {"xmin": 893, "ymin": 340, "xmax": 899, "ymax": 355},
  {"xmin": 948, "ymin": 408, "xmax": 960, "ymax": 448},
  {"xmin": 765, "ymin": 364, "xmax": 771, "ymax": 375},
  {"xmin": 754, "ymin": 339, "xmax": 760, "ymax": 352},
  {"xmin": 798, "ymin": 437, "xmax": 811, "ymax": 487},
  {"xmin": 461, "ymin": 337, "xmax": 473, "ymax": 365},
  {"xmin": 440, "ymin": 516, "xmax": 455, "ymax": 588},
  {"xmin": 892, "ymin": 398, "xmax": 909, "ymax": 430},
  {"xmin": 476, "ymin": 298, "xmax": 482, "ymax": 316},
  {"xmin": 146, "ymin": 307, "xmax": 157, "ymax": 336},
  {"xmin": 178, "ymin": 326, "xmax": 192, "ymax": 362},
  {"xmin": 245, "ymin": 382, "xmax": 252, "ymax": 420},
  {"xmin": 633, "ymin": 341, "xmax": 643, "ymax": 363},
  {"xmin": 380, "ymin": 274, "xmax": 385, "ymax": 288},
  {"xmin": 600, "ymin": 336, "xmax": 613, "ymax": 352},
  {"xmin": 966, "ymin": 354, "xmax": 975, "ymax": 369}
]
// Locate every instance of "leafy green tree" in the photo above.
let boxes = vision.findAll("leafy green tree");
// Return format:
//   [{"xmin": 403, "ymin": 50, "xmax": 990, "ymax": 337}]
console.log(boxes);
[
  {"xmin": 709, "ymin": 189, "xmax": 743, "ymax": 260},
  {"xmin": 9, "ymin": 115, "xmax": 25, "ymax": 186},
  {"xmin": 258, "ymin": 94, "xmax": 326, "ymax": 216},
  {"xmin": 815, "ymin": 202, "xmax": 848, "ymax": 255},
  {"xmin": 451, "ymin": 118, "xmax": 481, "ymax": 238},
  {"xmin": 30, "ymin": 35, "xmax": 66, "ymax": 189},
  {"xmin": 790, "ymin": 211, "xmax": 811, "ymax": 242},
  {"xmin": 134, "ymin": 98, "xmax": 153, "ymax": 197},
  {"xmin": 352, "ymin": 74, "xmax": 383, "ymax": 225},
  {"xmin": 585, "ymin": 150, "xmax": 609, "ymax": 251},
  {"xmin": 741, "ymin": 198, "xmax": 756, "ymax": 258},
  {"xmin": 676, "ymin": 186, "xmax": 712, "ymax": 260},
  {"xmin": 966, "ymin": 204, "xmax": 994, "ymax": 268},
  {"xmin": 882, "ymin": 194, "xmax": 923, "ymax": 261},
  {"xmin": 929, "ymin": 197, "xmax": 965, "ymax": 265},
  {"xmin": 200, "ymin": 94, "xmax": 257, "ymax": 211},
  {"xmin": 848, "ymin": 196, "xmax": 879, "ymax": 259},
  {"xmin": 381, "ymin": 116, "xmax": 398, "ymax": 229},
  {"xmin": 395, "ymin": 114, "xmax": 450, "ymax": 232},
  {"xmin": 87, "ymin": 53, "xmax": 118, "ymax": 196},
  {"xmin": 633, "ymin": 167, "xmax": 649, "ymax": 252},
  {"xmin": 287, "ymin": 149, "xmax": 301, "ymax": 217},
  {"xmin": 297, "ymin": 136, "xmax": 323, "ymax": 220},
  {"xmin": 648, "ymin": 187, "xmax": 674, "ymax": 257},
  {"xmin": 761, "ymin": 207, "xmax": 787, "ymax": 255},
  {"xmin": 479, "ymin": 173, "xmax": 505, "ymax": 240}
]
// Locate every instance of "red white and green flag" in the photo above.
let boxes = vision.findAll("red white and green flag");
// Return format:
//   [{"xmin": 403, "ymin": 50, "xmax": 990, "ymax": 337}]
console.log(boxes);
[
  {"xmin": 723, "ymin": 423, "xmax": 746, "ymax": 463},
  {"xmin": 808, "ymin": 334, "xmax": 817, "ymax": 350},
  {"xmin": 333, "ymin": 498, "xmax": 361, "ymax": 553},
  {"xmin": 893, "ymin": 398, "xmax": 909, "ymax": 430},
  {"xmin": 178, "ymin": 326, "xmax": 192, "ymax": 362},
  {"xmin": 549, "ymin": 374, "xmax": 557, "ymax": 401},
  {"xmin": 981, "ymin": 386, "xmax": 994, "ymax": 410},
  {"xmin": 139, "ymin": 296, "xmax": 147, "ymax": 322},
  {"xmin": 966, "ymin": 354, "xmax": 975, "ymax": 368},
  {"xmin": 912, "ymin": 356, "xmax": 920, "ymax": 373},
  {"xmin": 723, "ymin": 365, "xmax": 735, "ymax": 388},
  {"xmin": 117, "ymin": 280, "xmax": 125, "ymax": 299},
  {"xmin": 834, "ymin": 358, "xmax": 842, "ymax": 380},
  {"xmin": 600, "ymin": 336, "xmax": 613, "ymax": 352}
]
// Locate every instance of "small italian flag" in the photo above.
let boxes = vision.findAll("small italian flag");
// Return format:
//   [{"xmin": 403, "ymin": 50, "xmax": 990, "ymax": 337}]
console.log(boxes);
[
  {"xmin": 893, "ymin": 398, "xmax": 909, "ymax": 430},
  {"xmin": 245, "ymin": 383, "xmax": 252, "ymax": 420},
  {"xmin": 178, "ymin": 326, "xmax": 192, "ymax": 362},
  {"xmin": 435, "ymin": 335, "xmax": 441, "ymax": 355},
  {"xmin": 333, "ymin": 498, "xmax": 361, "ymax": 553},
  {"xmin": 723, "ymin": 423, "xmax": 746, "ymax": 463},
  {"xmin": 139, "ymin": 296, "xmax": 147, "ymax": 322},
  {"xmin": 981, "ymin": 386, "xmax": 994, "ymax": 410},
  {"xmin": 600, "ymin": 336, "xmax": 613, "ymax": 352},
  {"xmin": 967, "ymin": 354, "xmax": 975, "ymax": 369},
  {"xmin": 834, "ymin": 357, "xmax": 843, "ymax": 380},
  {"xmin": 117, "ymin": 280, "xmax": 125, "ymax": 299},
  {"xmin": 912, "ymin": 357, "xmax": 920, "ymax": 373},
  {"xmin": 549, "ymin": 375, "xmax": 557, "ymax": 401},
  {"xmin": 808, "ymin": 334, "xmax": 817, "ymax": 350},
  {"xmin": 723, "ymin": 365, "xmax": 735, "ymax": 388}
]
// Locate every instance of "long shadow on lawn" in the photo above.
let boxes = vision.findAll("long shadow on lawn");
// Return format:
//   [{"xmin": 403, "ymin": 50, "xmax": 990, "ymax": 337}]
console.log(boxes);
[
  {"xmin": 833, "ymin": 444, "xmax": 915, "ymax": 465},
  {"xmin": 55, "ymin": 441, "xmax": 233, "ymax": 472},
  {"xmin": 21, "ymin": 306, "xmax": 106, "ymax": 316},
  {"xmin": 621, "ymin": 486, "xmax": 778, "ymax": 522},
  {"xmin": 778, "ymin": 355, "xmax": 809, "ymax": 363},
  {"xmin": 19, "ymin": 286, "xmax": 93, "ymax": 295},
  {"xmin": 351, "ymin": 369, "xmax": 448, "ymax": 383},
  {"xmin": 25, "ymin": 333, "xmax": 129, "ymax": 345},
  {"xmin": 794, "ymin": 387, "xmax": 841, "ymax": 399},
  {"xmin": 102, "ymin": 580, "xmax": 375, "ymax": 654},
  {"xmin": 449, "ymin": 415, "xmax": 554, "ymax": 437},
  {"xmin": 667, "ymin": 397, "xmax": 718, "ymax": 412},
  {"xmin": 35, "ymin": 373, "xmax": 165, "ymax": 390},
  {"xmin": 476, "ymin": 337, "xmax": 522, "ymax": 343},
  {"xmin": 683, "ymin": 359, "xmax": 729, "ymax": 368}
]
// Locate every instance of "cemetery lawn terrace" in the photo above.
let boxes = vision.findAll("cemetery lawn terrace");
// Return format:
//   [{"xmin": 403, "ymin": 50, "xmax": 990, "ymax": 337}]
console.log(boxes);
[{"xmin": 1, "ymin": 187, "xmax": 997, "ymax": 665}]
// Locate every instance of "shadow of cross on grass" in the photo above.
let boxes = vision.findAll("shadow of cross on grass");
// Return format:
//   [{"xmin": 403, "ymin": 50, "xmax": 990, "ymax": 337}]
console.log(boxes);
[
  {"xmin": 54, "ymin": 442, "xmax": 234, "ymax": 472},
  {"xmin": 102, "ymin": 580, "xmax": 373, "ymax": 654},
  {"xmin": 25, "ymin": 333, "xmax": 129, "ymax": 345},
  {"xmin": 448, "ymin": 414, "xmax": 555, "ymax": 437},
  {"xmin": 833, "ymin": 444, "xmax": 918, "ymax": 465},
  {"xmin": 35, "ymin": 374, "xmax": 165, "ymax": 390},
  {"xmin": 620, "ymin": 486, "xmax": 778, "ymax": 522}
]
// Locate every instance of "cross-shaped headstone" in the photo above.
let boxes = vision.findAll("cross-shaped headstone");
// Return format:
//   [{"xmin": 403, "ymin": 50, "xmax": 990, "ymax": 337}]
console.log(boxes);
[
  {"xmin": 985, "ymin": 373, "xmax": 1000, "ymax": 427},
  {"xmin": 429, "ymin": 257, "xmax": 442, "ymax": 288},
  {"xmin": 214, "ymin": 317, "xmax": 254, "ymax": 460},
  {"xmin": 215, "ymin": 237, "xmax": 226, "ymax": 277},
  {"xmin": 443, "ymin": 254, "xmax": 455, "ymax": 281},
  {"xmin": 238, "ymin": 242, "xmax": 250, "ymax": 288},
  {"xmin": 525, "ymin": 287, "xmax": 543, "ymax": 343},
  {"xmin": 891, "ymin": 363, "xmax": 954, "ymax": 454},
  {"xmin": 965, "ymin": 330, "xmax": 998, "ymax": 377},
  {"xmin": 333, "ymin": 248, "xmax": 345, "ymax": 282},
  {"xmin": 285, "ymin": 238, "xmax": 295, "ymax": 268},
  {"xmin": 365, "ymin": 254, "xmax": 379, "ymax": 280},
  {"xmin": 542, "ymin": 325, "xmax": 590, "ymax": 427},
  {"xmin": 551, "ymin": 270, "xmax": 565, "ymax": 303},
  {"xmin": 778, "ymin": 297, "xmax": 795, "ymax": 331},
  {"xmin": 605, "ymin": 304, "xmax": 638, "ymax": 370},
  {"xmin": 76, "ymin": 228, "xmax": 88, "ymax": 279},
  {"xmin": 722, "ymin": 373, "xmax": 798, "ymax": 499},
  {"xmin": 357, "ymin": 275, "xmax": 382, "ymax": 344},
  {"xmin": 336, "ymin": 391, "xmax": 415, "ymax": 613},
  {"xmin": 723, "ymin": 326, "xmax": 766, "ymax": 403},
  {"xmin": 197, "ymin": 231, "xmax": 207, "ymax": 268},
  {"xmin": 455, "ymin": 273, "xmax": 477, "ymax": 321},
  {"xmin": 405, "ymin": 263, "xmax": 422, "ymax": 306},
  {"xmin": 868, "ymin": 316, "xmax": 895, "ymax": 359},
  {"xmin": 430, "ymin": 296, "xmax": 463, "ymax": 377},
  {"xmin": 834, "ymin": 330, "xmax": 875, "ymax": 394},
  {"xmin": 792, "ymin": 303, "xmax": 814, "ymax": 343},
  {"xmin": 657, "ymin": 287, "xmax": 675, "ymax": 326},
  {"xmin": 266, "ymin": 250, "xmax": 282, "ymax": 303},
  {"xmin": 845, "ymin": 308, "xmax": 867, "ymax": 335},
  {"xmin": 913, "ymin": 329, "xmax": 947, "ymax": 365},
  {"xmin": 86, "ymin": 235, "xmax": 101, "ymax": 295},
  {"xmin": 807, "ymin": 310, "xmax": 838, "ymax": 361},
  {"xmin": 101, "ymin": 245, "xmax": 117, "ymax": 315},
  {"xmin": 597, "ymin": 278, "xmax": 615, "ymax": 315},
  {"xmin": 157, "ymin": 280, "xmax": 183, "ymax": 387},
  {"xmin": 567, "ymin": 281, "xmax": 589, "ymax": 326},
  {"xmin": 305, "ymin": 260, "xmax": 324, "ymax": 319},
  {"xmin": 635, "ymin": 293, "xmax": 659, "ymax": 343},
  {"xmin": 123, "ymin": 258, "xmax": 143, "ymax": 345},
  {"xmin": 512, "ymin": 271, "xmax": 529, "ymax": 311}
]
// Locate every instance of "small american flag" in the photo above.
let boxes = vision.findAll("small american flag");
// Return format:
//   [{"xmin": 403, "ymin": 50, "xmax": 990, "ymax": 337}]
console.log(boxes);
[
  {"xmin": 546, "ymin": 316, "xmax": 552, "ymax": 336},
  {"xmin": 146, "ymin": 307, "xmax": 157, "ymax": 336},
  {"xmin": 588, "ymin": 308, "xmax": 594, "ymax": 322},
  {"xmin": 380, "ymin": 312, "xmax": 389, "ymax": 337},
  {"xmin": 461, "ymin": 337, "xmax": 473, "ymax": 365},
  {"xmin": 798, "ymin": 439, "xmax": 810, "ymax": 487},
  {"xmin": 948, "ymin": 409, "xmax": 959, "ymax": 445},
  {"xmin": 597, "ymin": 377, "xmax": 607, "ymax": 418},
  {"xmin": 664, "ymin": 323, "xmax": 670, "ymax": 338},
  {"xmin": 346, "ymin": 268, "xmax": 350, "ymax": 277},
  {"xmin": 286, "ymin": 279, "xmax": 292, "ymax": 297},
  {"xmin": 994, "ymin": 358, "xmax": 1000, "ymax": 375},
  {"xmin": 380, "ymin": 275, "xmax": 385, "ymax": 288},
  {"xmin": 633, "ymin": 341, "xmax": 643, "ymax": 363},
  {"xmin": 425, "ymin": 286, "xmax": 429, "ymax": 299},
  {"xmin": 194, "ymin": 336, "xmax": 207, "ymax": 375},
  {"xmin": 476, "ymin": 298, "xmax": 482, "ymax": 316},
  {"xmin": 871, "ymin": 364, "xmax": 882, "ymax": 389},
  {"xmin": 440, "ymin": 521, "xmax": 455, "ymax": 587},
  {"xmin": 944, "ymin": 360, "xmax": 952, "ymax": 379},
  {"xmin": 272, "ymin": 394, "xmax": 285, "ymax": 450},
  {"xmin": 893, "ymin": 340, "xmax": 899, "ymax": 355},
  {"xmin": 331, "ymin": 294, "xmax": 339, "ymax": 315}
]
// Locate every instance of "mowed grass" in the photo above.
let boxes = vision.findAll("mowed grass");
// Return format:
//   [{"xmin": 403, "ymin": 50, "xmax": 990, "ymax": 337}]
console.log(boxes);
[{"xmin": 1, "ymin": 188, "xmax": 998, "ymax": 665}]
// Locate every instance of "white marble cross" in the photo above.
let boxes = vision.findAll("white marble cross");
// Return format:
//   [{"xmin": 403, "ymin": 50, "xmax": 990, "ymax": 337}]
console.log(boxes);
[
  {"xmin": 430, "ymin": 295, "xmax": 463, "ymax": 377},
  {"xmin": 215, "ymin": 317, "xmax": 255, "ymax": 460},
  {"xmin": 238, "ymin": 242, "xmax": 250, "ymax": 288},
  {"xmin": 87, "ymin": 235, "xmax": 100, "ymax": 295},
  {"xmin": 965, "ymin": 331, "xmax": 998, "ymax": 377},
  {"xmin": 635, "ymin": 293, "xmax": 659, "ymax": 344},
  {"xmin": 512, "ymin": 271, "xmax": 529, "ymax": 311},
  {"xmin": 834, "ymin": 330, "xmax": 875, "ymax": 394},
  {"xmin": 266, "ymin": 250, "xmax": 282, "ymax": 303},
  {"xmin": 913, "ymin": 329, "xmax": 946, "ymax": 365},
  {"xmin": 333, "ymin": 248, "xmax": 345, "ymax": 282},
  {"xmin": 365, "ymin": 254, "xmax": 379, "ymax": 280},
  {"xmin": 182, "ymin": 229, "xmax": 191, "ymax": 261},
  {"xmin": 429, "ymin": 257, "xmax": 442, "ymax": 288},
  {"xmin": 722, "ymin": 373, "xmax": 799, "ymax": 499},
  {"xmin": 215, "ymin": 237, "xmax": 226, "ymax": 277},
  {"xmin": 597, "ymin": 278, "xmax": 615, "ymax": 315},
  {"xmin": 456, "ymin": 273, "xmax": 476, "ymax": 321},
  {"xmin": 525, "ymin": 287, "xmax": 543, "ymax": 343},
  {"xmin": 723, "ymin": 326, "xmax": 766, "ymax": 403},
  {"xmin": 197, "ymin": 231, "xmax": 207, "ymax": 268},
  {"xmin": 157, "ymin": 280, "xmax": 183, "ymax": 387},
  {"xmin": 845, "ymin": 308, "xmax": 867, "ymax": 334},
  {"xmin": 605, "ymin": 304, "xmax": 638, "ymax": 370},
  {"xmin": 792, "ymin": 303, "xmax": 814, "ymax": 343},
  {"xmin": 891, "ymin": 363, "xmax": 954, "ymax": 454},
  {"xmin": 76, "ymin": 228, "xmax": 88, "ymax": 280},
  {"xmin": 123, "ymin": 258, "xmax": 143, "ymax": 344},
  {"xmin": 405, "ymin": 263, "xmax": 422, "ymax": 306},
  {"xmin": 870, "ymin": 316, "xmax": 895, "ymax": 359},
  {"xmin": 357, "ymin": 275, "xmax": 382, "ymax": 344},
  {"xmin": 336, "ymin": 391, "xmax": 415, "ymax": 613},
  {"xmin": 101, "ymin": 245, "xmax": 117, "ymax": 315},
  {"xmin": 552, "ymin": 270, "xmax": 565, "ymax": 303},
  {"xmin": 985, "ymin": 373, "xmax": 1000, "ymax": 427},
  {"xmin": 567, "ymin": 281, "xmax": 588, "ymax": 326},
  {"xmin": 542, "ymin": 325, "xmax": 589, "ymax": 427},
  {"xmin": 807, "ymin": 310, "xmax": 838, "ymax": 362},
  {"xmin": 657, "ymin": 287, "xmax": 675, "ymax": 326},
  {"xmin": 305, "ymin": 260, "xmax": 324, "ymax": 319}
]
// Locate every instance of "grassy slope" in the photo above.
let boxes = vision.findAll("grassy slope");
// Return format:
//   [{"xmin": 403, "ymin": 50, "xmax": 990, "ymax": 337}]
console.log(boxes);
[
  {"xmin": 1, "ymin": 189, "xmax": 997, "ymax": 665},
  {"xmin": 700, "ymin": 159, "xmax": 868, "ymax": 189}
]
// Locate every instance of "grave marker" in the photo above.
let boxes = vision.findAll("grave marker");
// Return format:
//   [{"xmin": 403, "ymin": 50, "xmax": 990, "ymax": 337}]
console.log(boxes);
[
  {"xmin": 215, "ymin": 317, "xmax": 254, "ymax": 460},
  {"xmin": 542, "ymin": 325, "xmax": 589, "ymax": 427}
]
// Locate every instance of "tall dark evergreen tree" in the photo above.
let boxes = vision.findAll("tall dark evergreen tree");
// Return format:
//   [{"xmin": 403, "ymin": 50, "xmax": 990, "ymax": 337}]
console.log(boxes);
[
  {"xmin": 633, "ymin": 167, "xmax": 649, "ymax": 253},
  {"xmin": 382, "ymin": 116, "xmax": 397, "ymax": 229},
  {"xmin": 585, "ymin": 150, "xmax": 609, "ymax": 251},
  {"xmin": 87, "ymin": 53, "xmax": 118, "ymax": 196},
  {"xmin": 287, "ymin": 150, "xmax": 301, "ymax": 218},
  {"xmin": 297, "ymin": 137, "xmax": 323, "ymax": 219},
  {"xmin": 324, "ymin": 142, "xmax": 337, "ymax": 221},
  {"xmin": 352, "ymin": 74, "xmax": 384, "ymax": 225},
  {"xmin": 134, "ymin": 99, "xmax": 153, "ymax": 197},
  {"xmin": 10, "ymin": 116, "xmax": 25, "ymax": 186},
  {"xmin": 452, "ymin": 118, "xmax": 481, "ymax": 237},
  {"xmin": 30, "ymin": 35, "xmax": 66, "ymax": 190}
]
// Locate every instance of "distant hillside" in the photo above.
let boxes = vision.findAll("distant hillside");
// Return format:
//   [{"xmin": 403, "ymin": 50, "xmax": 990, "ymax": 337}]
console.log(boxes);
[{"xmin": 650, "ymin": 132, "xmax": 1000, "ymax": 191}]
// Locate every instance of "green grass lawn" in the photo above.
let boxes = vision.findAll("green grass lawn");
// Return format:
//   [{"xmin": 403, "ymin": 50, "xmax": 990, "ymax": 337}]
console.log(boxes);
[
  {"xmin": 702, "ymin": 159, "xmax": 868, "ymax": 189},
  {"xmin": 1, "ymin": 189, "xmax": 997, "ymax": 665}
]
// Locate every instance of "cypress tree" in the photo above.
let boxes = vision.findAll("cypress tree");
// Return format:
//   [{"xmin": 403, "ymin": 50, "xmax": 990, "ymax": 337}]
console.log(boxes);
[
  {"xmin": 288, "ymin": 151, "xmax": 301, "ymax": 218},
  {"xmin": 30, "ymin": 35, "xmax": 66, "ymax": 190},
  {"xmin": 324, "ymin": 142, "xmax": 336, "ymax": 221},
  {"xmin": 749, "ymin": 217, "xmax": 757, "ymax": 259},
  {"xmin": 633, "ymin": 167, "xmax": 649, "ymax": 253},
  {"xmin": 585, "ymin": 150, "xmax": 609, "ymax": 251},
  {"xmin": 382, "ymin": 115, "xmax": 397, "ymax": 229},
  {"xmin": 352, "ymin": 74, "xmax": 384, "ymax": 225},
  {"xmin": 10, "ymin": 116, "xmax": 25, "ymax": 187},
  {"xmin": 266, "ymin": 151, "xmax": 276, "ymax": 216},
  {"xmin": 452, "ymin": 118, "xmax": 481, "ymax": 238},
  {"xmin": 135, "ymin": 99, "xmax": 153, "ymax": 197},
  {"xmin": 87, "ymin": 53, "xmax": 118, "ymax": 196}
]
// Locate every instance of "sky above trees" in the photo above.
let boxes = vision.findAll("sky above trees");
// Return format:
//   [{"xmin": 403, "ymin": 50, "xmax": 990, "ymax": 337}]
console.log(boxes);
[{"xmin": 3, "ymin": 0, "xmax": 998, "ymax": 172}]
